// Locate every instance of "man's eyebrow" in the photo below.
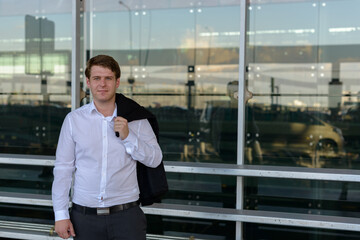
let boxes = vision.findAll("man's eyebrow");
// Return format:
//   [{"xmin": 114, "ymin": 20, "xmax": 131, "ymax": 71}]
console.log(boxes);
[{"xmin": 91, "ymin": 75, "xmax": 114, "ymax": 78}]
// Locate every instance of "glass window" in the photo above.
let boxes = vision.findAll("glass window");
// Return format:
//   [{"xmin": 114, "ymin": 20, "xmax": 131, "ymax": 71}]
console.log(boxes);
[
  {"xmin": 245, "ymin": 0, "xmax": 360, "ymax": 238},
  {"xmin": 246, "ymin": 0, "xmax": 360, "ymax": 169},
  {"xmin": 0, "ymin": 0, "xmax": 72, "ymax": 155},
  {"xmin": 0, "ymin": 0, "xmax": 72, "ymax": 227}
]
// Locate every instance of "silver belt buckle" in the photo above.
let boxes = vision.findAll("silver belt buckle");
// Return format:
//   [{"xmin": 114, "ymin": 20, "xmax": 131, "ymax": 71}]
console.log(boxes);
[{"xmin": 97, "ymin": 207, "xmax": 110, "ymax": 215}]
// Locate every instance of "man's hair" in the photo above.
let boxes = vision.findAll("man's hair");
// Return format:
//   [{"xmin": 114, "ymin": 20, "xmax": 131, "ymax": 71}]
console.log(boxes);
[{"xmin": 85, "ymin": 55, "xmax": 121, "ymax": 79}]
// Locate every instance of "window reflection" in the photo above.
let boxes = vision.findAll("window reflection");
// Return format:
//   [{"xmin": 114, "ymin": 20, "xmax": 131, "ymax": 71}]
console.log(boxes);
[
  {"xmin": 245, "ymin": 0, "xmax": 360, "ymax": 238},
  {"xmin": 0, "ymin": 0, "xmax": 72, "ymax": 155},
  {"xmin": 247, "ymin": 0, "xmax": 360, "ymax": 169}
]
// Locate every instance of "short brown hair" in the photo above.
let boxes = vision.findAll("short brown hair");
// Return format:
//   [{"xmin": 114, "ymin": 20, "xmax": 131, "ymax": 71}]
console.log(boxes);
[{"xmin": 85, "ymin": 55, "xmax": 121, "ymax": 79}]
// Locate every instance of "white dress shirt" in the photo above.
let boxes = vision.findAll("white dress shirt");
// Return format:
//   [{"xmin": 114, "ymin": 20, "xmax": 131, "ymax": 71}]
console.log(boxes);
[{"xmin": 52, "ymin": 101, "xmax": 162, "ymax": 221}]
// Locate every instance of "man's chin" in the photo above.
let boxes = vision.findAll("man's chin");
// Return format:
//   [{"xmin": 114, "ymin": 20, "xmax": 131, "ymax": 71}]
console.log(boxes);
[{"xmin": 94, "ymin": 94, "xmax": 115, "ymax": 102}]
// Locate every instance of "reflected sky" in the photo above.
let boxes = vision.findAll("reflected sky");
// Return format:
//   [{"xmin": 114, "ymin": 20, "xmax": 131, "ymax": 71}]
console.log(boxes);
[
  {"xmin": 1, "ymin": 0, "xmax": 360, "ymax": 52},
  {"xmin": 1, "ymin": 0, "xmax": 360, "ymax": 108}
]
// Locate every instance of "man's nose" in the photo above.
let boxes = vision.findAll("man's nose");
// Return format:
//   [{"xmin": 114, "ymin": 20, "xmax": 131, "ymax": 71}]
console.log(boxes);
[{"xmin": 100, "ymin": 78, "xmax": 106, "ymax": 85}]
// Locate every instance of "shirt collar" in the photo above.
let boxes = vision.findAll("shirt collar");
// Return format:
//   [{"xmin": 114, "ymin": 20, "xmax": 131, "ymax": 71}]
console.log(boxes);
[{"xmin": 89, "ymin": 101, "xmax": 117, "ymax": 120}]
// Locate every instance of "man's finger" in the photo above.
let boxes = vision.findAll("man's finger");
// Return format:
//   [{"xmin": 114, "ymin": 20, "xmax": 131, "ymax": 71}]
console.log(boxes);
[{"xmin": 69, "ymin": 223, "xmax": 76, "ymax": 237}]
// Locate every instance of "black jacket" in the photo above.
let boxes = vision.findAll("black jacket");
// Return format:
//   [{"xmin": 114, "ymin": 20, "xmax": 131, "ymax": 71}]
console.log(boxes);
[{"xmin": 115, "ymin": 93, "xmax": 168, "ymax": 206}]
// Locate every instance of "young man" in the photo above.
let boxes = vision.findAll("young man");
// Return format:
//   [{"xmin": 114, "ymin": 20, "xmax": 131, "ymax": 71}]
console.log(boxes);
[{"xmin": 52, "ymin": 55, "xmax": 162, "ymax": 240}]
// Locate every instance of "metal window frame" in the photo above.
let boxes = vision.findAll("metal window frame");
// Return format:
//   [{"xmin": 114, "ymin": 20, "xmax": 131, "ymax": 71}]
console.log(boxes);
[{"xmin": 237, "ymin": 0, "xmax": 248, "ymax": 238}]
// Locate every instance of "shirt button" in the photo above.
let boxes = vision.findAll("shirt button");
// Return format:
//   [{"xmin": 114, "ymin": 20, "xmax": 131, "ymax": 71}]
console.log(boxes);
[{"xmin": 101, "ymin": 197, "xmax": 103, "ymax": 200}]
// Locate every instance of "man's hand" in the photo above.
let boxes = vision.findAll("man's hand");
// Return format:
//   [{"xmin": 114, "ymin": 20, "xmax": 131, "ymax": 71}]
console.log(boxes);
[
  {"xmin": 114, "ymin": 116, "xmax": 129, "ymax": 140},
  {"xmin": 55, "ymin": 219, "xmax": 76, "ymax": 239}
]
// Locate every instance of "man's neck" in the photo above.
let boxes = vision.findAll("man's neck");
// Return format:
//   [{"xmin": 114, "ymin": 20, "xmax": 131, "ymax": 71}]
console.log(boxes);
[{"xmin": 93, "ymin": 100, "xmax": 116, "ymax": 117}]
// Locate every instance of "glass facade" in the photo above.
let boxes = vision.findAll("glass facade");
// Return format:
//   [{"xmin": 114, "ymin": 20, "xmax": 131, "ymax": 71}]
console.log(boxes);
[
  {"xmin": 244, "ymin": 0, "xmax": 360, "ymax": 238},
  {"xmin": 0, "ymin": 0, "xmax": 360, "ymax": 239}
]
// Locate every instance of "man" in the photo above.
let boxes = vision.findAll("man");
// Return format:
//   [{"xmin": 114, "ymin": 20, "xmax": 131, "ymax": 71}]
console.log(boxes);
[{"xmin": 52, "ymin": 55, "xmax": 163, "ymax": 240}]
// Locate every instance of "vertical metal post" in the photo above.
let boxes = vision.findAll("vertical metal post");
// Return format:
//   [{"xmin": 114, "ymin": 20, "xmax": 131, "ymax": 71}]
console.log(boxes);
[
  {"xmin": 236, "ymin": 0, "xmax": 248, "ymax": 239},
  {"xmin": 71, "ymin": 0, "xmax": 81, "ymax": 111}
]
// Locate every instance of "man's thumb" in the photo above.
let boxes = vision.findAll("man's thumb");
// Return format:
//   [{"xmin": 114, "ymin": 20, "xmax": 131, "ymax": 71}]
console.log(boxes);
[{"xmin": 69, "ymin": 223, "xmax": 76, "ymax": 237}]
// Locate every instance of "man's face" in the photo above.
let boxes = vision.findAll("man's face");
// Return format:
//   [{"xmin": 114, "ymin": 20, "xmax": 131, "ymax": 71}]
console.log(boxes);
[{"xmin": 86, "ymin": 65, "xmax": 120, "ymax": 104}]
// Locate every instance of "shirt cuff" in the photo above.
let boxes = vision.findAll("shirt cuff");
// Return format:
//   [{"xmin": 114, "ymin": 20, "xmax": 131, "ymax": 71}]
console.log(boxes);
[
  {"xmin": 122, "ymin": 130, "xmax": 138, "ymax": 154},
  {"xmin": 54, "ymin": 209, "xmax": 70, "ymax": 222}
]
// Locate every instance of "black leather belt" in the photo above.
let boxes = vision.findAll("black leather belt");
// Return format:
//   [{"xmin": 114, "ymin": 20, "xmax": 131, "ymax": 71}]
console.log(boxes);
[{"xmin": 72, "ymin": 201, "xmax": 139, "ymax": 215}]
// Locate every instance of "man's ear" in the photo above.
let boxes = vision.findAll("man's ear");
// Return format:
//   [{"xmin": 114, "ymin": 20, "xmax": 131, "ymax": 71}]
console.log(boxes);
[
  {"xmin": 116, "ymin": 78, "xmax": 120, "ymax": 88},
  {"xmin": 86, "ymin": 78, "xmax": 90, "ymax": 87}
]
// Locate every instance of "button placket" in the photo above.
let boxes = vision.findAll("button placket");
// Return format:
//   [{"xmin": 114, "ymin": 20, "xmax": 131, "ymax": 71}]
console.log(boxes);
[{"xmin": 99, "ymin": 118, "xmax": 108, "ymax": 206}]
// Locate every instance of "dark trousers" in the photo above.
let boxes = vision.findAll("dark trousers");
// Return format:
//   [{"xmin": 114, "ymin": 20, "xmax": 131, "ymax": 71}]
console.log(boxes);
[{"xmin": 70, "ymin": 205, "xmax": 147, "ymax": 240}]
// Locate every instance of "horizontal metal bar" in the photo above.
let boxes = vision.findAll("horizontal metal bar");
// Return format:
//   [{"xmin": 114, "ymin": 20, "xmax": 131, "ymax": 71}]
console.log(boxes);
[
  {"xmin": 0, "ymin": 191, "xmax": 53, "ymax": 207},
  {"xmin": 1, "ymin": 192, "xmax": 360, "ymax": 232},
  {"xmin": 0, "ymin": 154, "xmax": 55, "ymax": 166},
  {"xmin": 143, "ymin": 203, "xmax": 360, "ymax": 232},
  {"xmin": 165, "ymin": 161, "xmax": 360, "ymax": 182},
  {"xmin": 1, "ymin": 154, "xmax": 360, "ymax": 182},
  {"xmin": 0, "ymin": 227, "xmax": 62, "ymax": 240},
  {"xmin": 0, "ymin": 221, "xmax": 200, "ymax": 240},
  {"xmin": 254, "ymin": 93, "xmax": 355, "ymax": 97}
]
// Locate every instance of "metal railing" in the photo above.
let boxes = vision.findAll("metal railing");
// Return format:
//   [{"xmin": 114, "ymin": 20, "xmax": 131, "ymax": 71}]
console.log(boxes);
[{"xmin": 1, "ymin": 154, "xmax": 360, "ymax": 240}]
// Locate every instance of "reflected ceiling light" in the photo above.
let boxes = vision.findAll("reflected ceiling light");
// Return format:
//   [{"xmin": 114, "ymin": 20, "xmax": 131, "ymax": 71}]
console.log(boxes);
[
  {"xmin": 142, "ymin": 11, "xmax": 146, "ymax": 15},
  {"xmin": 197, "ymin": 74, "xmax": 201, "ymax": 78},
  {"xmin": 312, "ymin": 3, "xmax": 317, "ymax": 7},
  {"xmin": 142, "ymin": 74, "xmax": 146, "ymax": 78},
  {"xmin": 311, "ymin": 73, "xmax": 315, "ymax": 77},
  {"xmin": 329, "ymin": 27, "xmax": 356, "ymax": 33},
  {"xmin": 322, "ymin": 3, "xmax": 326, "ymax": 7},
  {"xmin": 320, "ymin": 65, "xmax": 324, "ymax": 69},
  {"xmin": 249, "ymin": 6, "xmax": 253, "ymax": 10},
  {"xmin": 189, "ymin": 9, "xmax": 194, "ymax": 13},
  {"xmin": 197, "ymin": 9, "xmax": 202, "ymax": 13},
  {"xmin": 320, "ymin": 73, "xmax": 325, "ymax": 77},
  {"xmin": 135, "ymin": 12, "xmax": 139, "ymax": 16},
  {"xmin": 311, "ymin": 65, "xmax": 315, "ymax": 69},
  {"xmin": 197, "ymin": 67, "xmax": 201, "ymax": 71},
  {"xmin": 142, "ymin": 68, "xmax": 146, "ymax": 71},
  {"xmin": 134, "ymin": 68, "xmax": 139, "ymax": 72},
  {"xmin": 257, "ymin": 6, "xmax": 261, "ymax": 10},
  {"xmin": 249, "ymin": 28, "xmax": 315, "ymax": 35}
]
